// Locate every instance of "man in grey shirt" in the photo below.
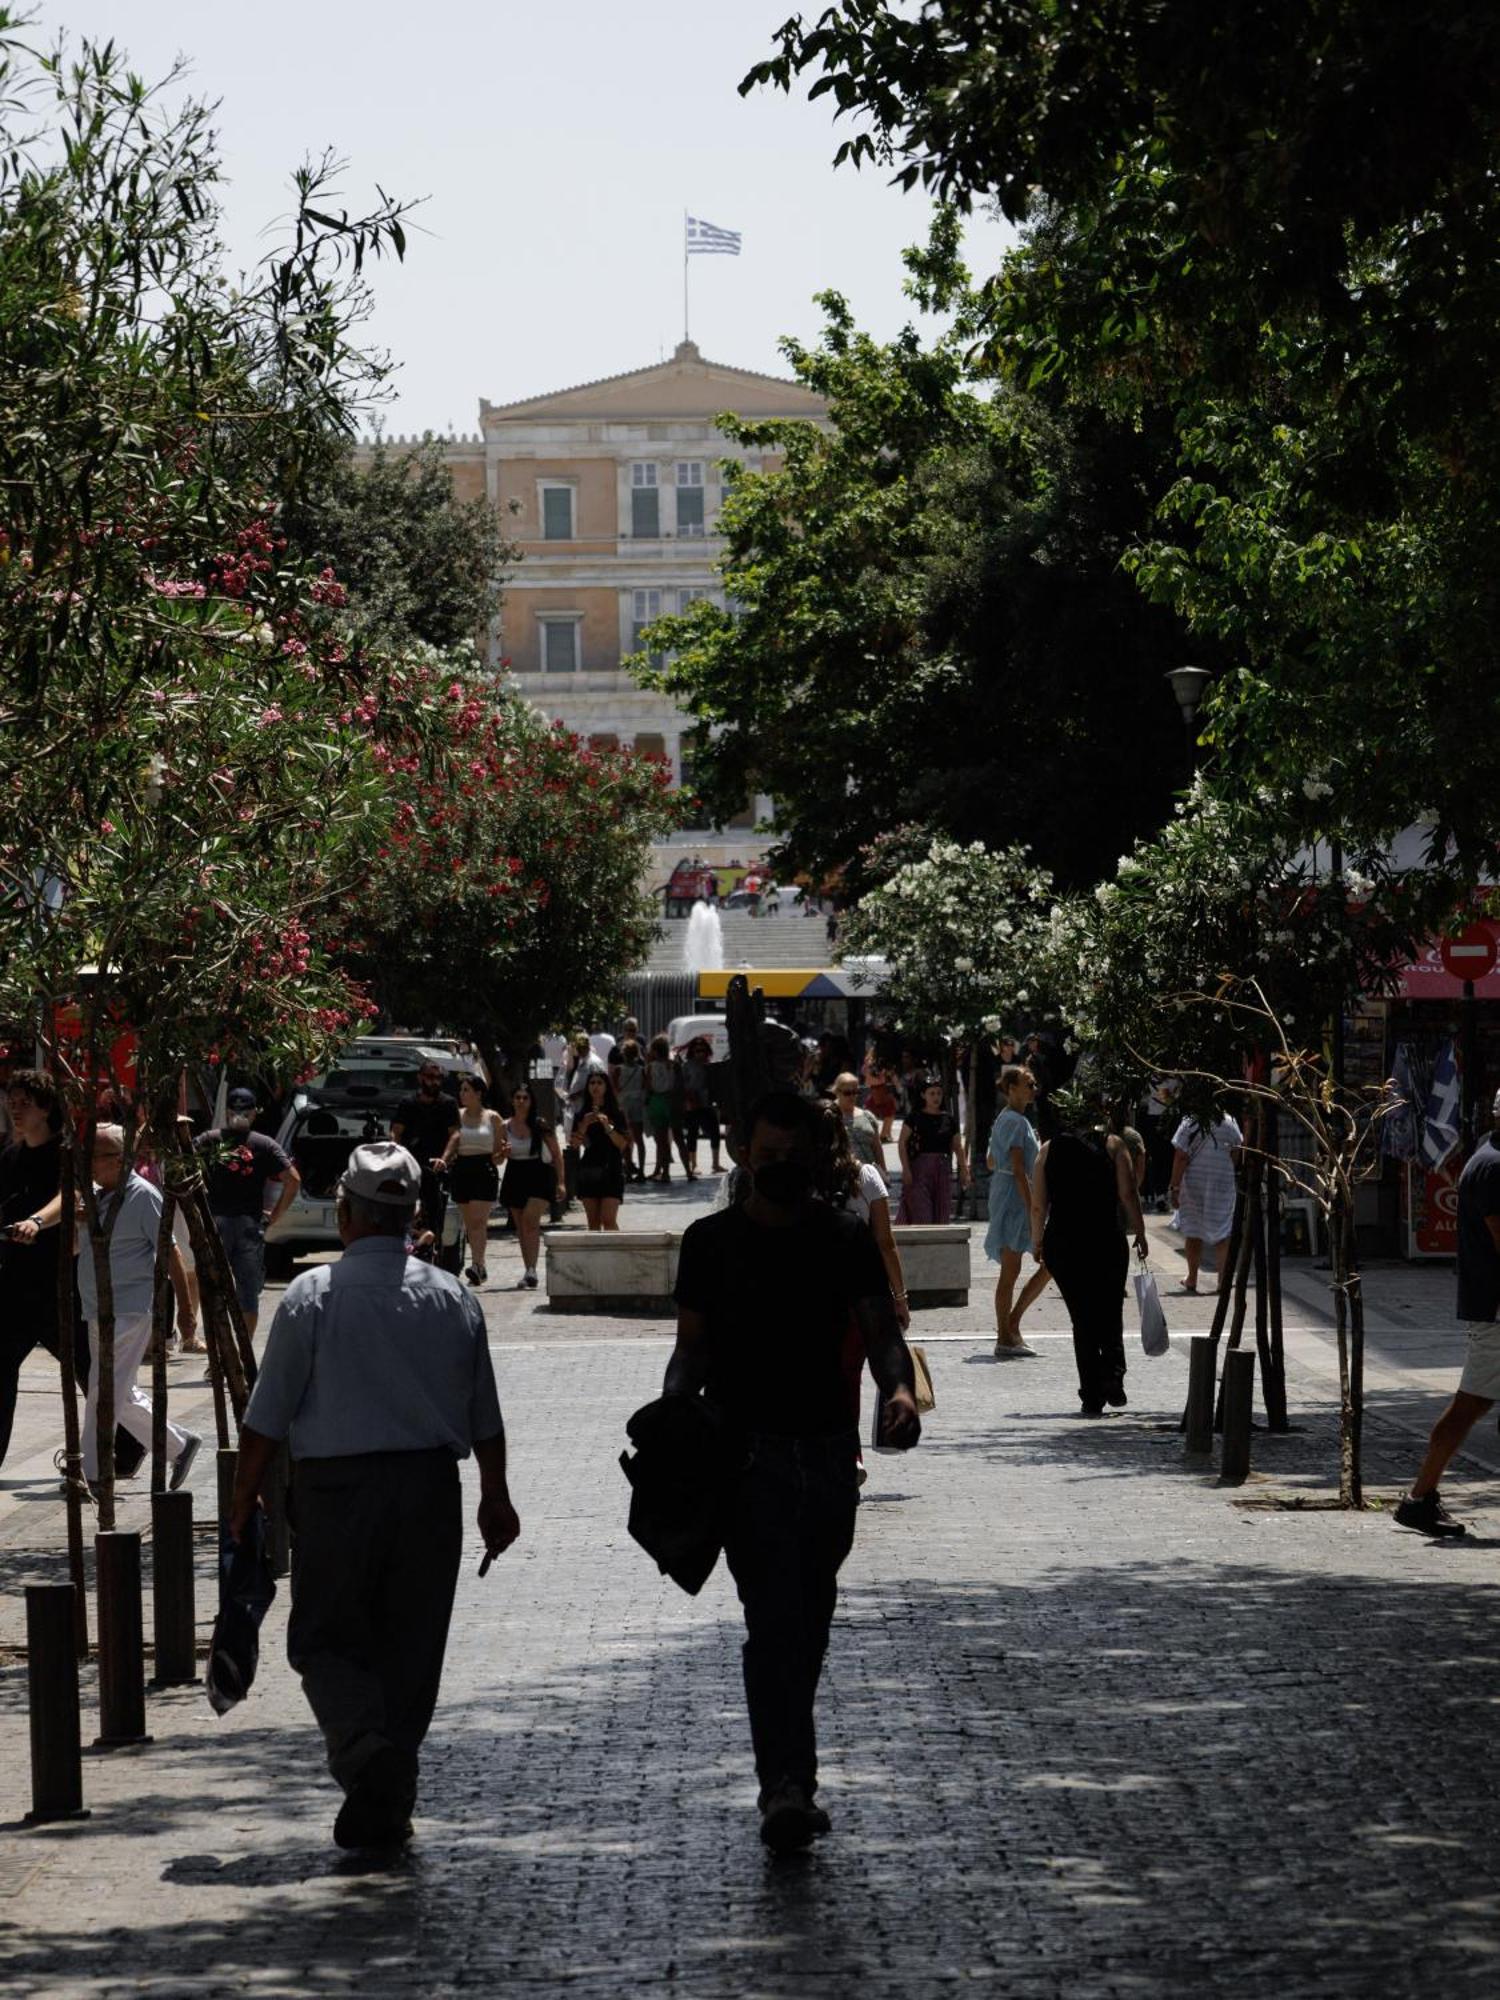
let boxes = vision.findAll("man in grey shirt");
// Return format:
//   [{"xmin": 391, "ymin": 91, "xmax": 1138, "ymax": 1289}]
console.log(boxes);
[{"xmin": 229, "ymin": 1141, "xmax": 520, "ymax": 1851}]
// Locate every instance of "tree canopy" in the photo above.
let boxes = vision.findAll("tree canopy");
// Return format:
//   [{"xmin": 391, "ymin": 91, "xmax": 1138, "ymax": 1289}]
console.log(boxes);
[{"xmin": 635, "ymin": 277, "xmax": 1185, "ymax": 893}]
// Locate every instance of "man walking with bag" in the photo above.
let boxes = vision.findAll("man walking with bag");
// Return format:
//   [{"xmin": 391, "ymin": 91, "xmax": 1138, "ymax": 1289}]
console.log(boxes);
[
  {"xmin": 665, "ymin": 1090, "xmax": 921, "ymax": 1853},
  {"xmin": 228, "ymin": 1141, "xmax": 520, "ymax": 1849}
]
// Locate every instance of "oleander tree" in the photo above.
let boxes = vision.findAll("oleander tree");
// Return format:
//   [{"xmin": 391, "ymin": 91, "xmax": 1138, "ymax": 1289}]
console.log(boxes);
[
  {"xmin": 0, "ymin": 24, "xmax": 436, "ymax": 1532},
  {"xmin": 334, "ymin": 663, "xmax": 684, "ymax": 1079}
]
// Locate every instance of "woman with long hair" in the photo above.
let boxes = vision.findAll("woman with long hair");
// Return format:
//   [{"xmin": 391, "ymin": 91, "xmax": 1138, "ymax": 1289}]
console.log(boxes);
[
  {"xmin": 439, "ymin": 1074, "xmax": 505, "ymax": 1286},
  {"xmin": 817, "ymin": 1104, "xmax": 909, "ymax": 1486},
  {"xmin": 569, "ymin": 1068, "xmax": 631, "ymax": 1229},
  {"xmin": 500, "ymin": 1084, "xmax": 564, "ymax": 1289},
  {"xmin": 1031, "ymin": 1096, "xmax": 1148, "ymax": 1415},
  {"xmin": 679, "ymin": 1034, "xmax": 724, "ymax": 1174},
  {"xmin": 984, "ymin": 1065, "xmax": 1048, "ymax": 1358},
  {"xmin": 897, "ymin": 1076, "xmax": 969, "ymax": 1223}
]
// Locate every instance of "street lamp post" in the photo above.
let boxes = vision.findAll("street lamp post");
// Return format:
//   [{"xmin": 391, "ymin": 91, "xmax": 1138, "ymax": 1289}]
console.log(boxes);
[{"xmin": 1164, "ymin": 667, "xmax": 1214, "ymax": 769}]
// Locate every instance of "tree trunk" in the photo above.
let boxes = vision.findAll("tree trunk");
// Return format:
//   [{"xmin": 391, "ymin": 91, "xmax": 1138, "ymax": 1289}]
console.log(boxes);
[
  {"xmin": 1214, "ymin": 1155, "xmax": 1259, "ymax": 1431},
  {"xmin": 1180, "ymin": 1163, "xmax": 1248, "ymax": 1432},
  {"xmin": 1331, "ymin": 1186, "xmax": 1356, "ymax": 1507},
  {"xmin": 1261, "ymin": 1105, "xmax": 1290, "ymax": 1430},
  {"xmin": 54, "ymin": 1136, "xmax": 89, "ymax": 1659},
  {"xmin": 1343, "ymin": 1198, "xmax": 1365, "ymax": 1508},
  {"xmin": 149, "ymin": 1189, "xmax": 176, "ymax": 1492},
  {"xmin": 87, "ymin": 1204, "xmax": 118, "ymax": 1533}
]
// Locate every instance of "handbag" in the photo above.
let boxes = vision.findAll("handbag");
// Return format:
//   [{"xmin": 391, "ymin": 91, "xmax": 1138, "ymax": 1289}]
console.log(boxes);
[
  {"xmin": 1133, "ymin": 1256, "xmax": 1170, "ymax": 1357},
  {"xmin": 910, "ymin": 1343, "xmax": 936, "ymax": 1413}
]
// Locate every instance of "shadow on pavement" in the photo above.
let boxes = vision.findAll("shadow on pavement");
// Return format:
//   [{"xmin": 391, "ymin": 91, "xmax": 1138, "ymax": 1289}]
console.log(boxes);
[{"xmin": 4, "ymin": 1550, "xmax": 1500, "ymax": 1997}]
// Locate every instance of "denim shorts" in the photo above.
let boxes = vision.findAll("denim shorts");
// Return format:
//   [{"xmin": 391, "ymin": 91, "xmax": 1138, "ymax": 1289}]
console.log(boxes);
[{"xmin": 215, "ymin": 1212, "xmax": 265, "ymax": 1313}]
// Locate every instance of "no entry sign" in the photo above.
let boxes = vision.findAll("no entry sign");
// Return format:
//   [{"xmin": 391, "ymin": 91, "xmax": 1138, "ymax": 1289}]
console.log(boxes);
[{"xmin": 1439, "ymin": 923, "xmax": 1499, "ymax": 982}]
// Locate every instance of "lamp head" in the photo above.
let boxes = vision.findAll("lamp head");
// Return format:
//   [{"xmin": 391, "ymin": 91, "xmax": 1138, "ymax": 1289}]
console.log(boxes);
[{"xmin": 1165, "ymin": 666, "xmax": 1213, "ymax": 723}]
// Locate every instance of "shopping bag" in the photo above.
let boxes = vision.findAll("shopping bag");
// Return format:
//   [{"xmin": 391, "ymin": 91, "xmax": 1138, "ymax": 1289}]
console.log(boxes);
[
  {"xmin": 910, "ymin": 1344, "xmax": 936, "ymax": 1414},
  {"xmin": 1133, "ymin": 1259, "xmax": 1170, "ymax": 1357}
]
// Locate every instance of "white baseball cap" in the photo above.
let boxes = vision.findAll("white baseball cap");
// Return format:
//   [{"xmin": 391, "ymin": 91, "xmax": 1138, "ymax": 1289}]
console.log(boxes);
[{"xmin": 338, "ymin": 1140, "xmax": 421, "ymax": 1206}]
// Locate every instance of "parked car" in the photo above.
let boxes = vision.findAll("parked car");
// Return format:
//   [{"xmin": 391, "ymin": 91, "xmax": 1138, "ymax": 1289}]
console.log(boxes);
[{"xmin": 264, "ymin": 1077, "xmax": 463, "ymax": 1279}]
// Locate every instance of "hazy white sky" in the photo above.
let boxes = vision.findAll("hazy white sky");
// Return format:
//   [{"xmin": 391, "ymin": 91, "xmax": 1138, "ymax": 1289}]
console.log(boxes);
[{"xmin": 44, "ymin": 1, "xmax": 1014, "ymax": 435}]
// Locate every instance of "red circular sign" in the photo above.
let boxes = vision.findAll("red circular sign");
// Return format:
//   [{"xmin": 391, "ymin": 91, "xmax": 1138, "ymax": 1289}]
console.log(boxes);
[{"xmin": 1439, "ymin": 922, "xmax": 1498, "ymax": 980}]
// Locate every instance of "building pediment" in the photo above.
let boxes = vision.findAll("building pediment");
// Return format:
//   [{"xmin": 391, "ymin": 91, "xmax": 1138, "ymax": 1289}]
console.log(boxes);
[{"xmin": 480, "ymin": 341, "xmax": 826, "ymax": 426}]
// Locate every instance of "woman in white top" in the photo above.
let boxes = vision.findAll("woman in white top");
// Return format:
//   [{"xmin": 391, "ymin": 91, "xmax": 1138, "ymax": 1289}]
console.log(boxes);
[
  {"xmin": 819, "ymin": 1107, "xmax": 909, "ymax": 1486},
  {"xmin": 1169, "ymin": 1106, "xmax": 1244, "ymax": 1293},
  {"xmin": 499, "ymin": 1086, "xmax": 564, "ymax": 1289},
  {"xmin": 440, "ymin": 1074, "xmax": 506, "ymax": 1287}
]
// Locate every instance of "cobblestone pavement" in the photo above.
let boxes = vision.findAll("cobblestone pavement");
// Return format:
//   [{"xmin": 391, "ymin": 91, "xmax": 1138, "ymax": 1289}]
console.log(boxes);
[{"xmin": 2, "ymin": 1175, "xmax": 1499, "ymax": 1997}]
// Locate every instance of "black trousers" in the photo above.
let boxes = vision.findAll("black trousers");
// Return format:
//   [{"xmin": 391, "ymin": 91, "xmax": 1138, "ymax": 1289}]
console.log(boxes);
[
  {"xmin": 1048, "ymin": 1236, "xmax": 1129, "ymax": 1410},
  {"xmin": 0, "ymin": 1291, "xmax": 88, "ymax": 1470},
  {"xmin": 723, "ymin": 1430, "xmax": 859, "ymax": 1799},
  {"xmin": 287, "ymin": 1448, "xmax": 463, "ymax": 1795}
]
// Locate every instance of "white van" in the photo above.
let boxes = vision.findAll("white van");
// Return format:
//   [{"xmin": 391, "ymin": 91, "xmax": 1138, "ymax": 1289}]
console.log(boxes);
[{"xmin": 664, "ymin": 1015, "xmax": 730, "ymax": 1061}]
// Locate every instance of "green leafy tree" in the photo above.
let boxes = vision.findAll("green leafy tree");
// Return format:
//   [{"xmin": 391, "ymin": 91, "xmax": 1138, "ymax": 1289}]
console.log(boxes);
[
  {"xmin": 294, "ymin": 435, "xmax": 516, "ymax": 652},
  {"xmin": 636, "ymin": 280, "xmax": 1184, "ymax": 891},
  {"xmin": 747, "ymin": 2, "xmax": 1500, "ymax": 876}
]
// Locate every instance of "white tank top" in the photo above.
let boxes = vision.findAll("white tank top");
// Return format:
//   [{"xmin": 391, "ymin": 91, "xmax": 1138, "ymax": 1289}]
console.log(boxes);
[
  {"xmin": 505, "ymin": 1122, "xmax": 536, "ymax": 1160},
  {"xmin": 457, "ymin": 1114, "xmax": 494, "ymax": 1155}
]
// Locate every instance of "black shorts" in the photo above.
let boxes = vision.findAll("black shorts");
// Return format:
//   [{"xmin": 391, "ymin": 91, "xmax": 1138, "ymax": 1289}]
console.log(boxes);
[
  {"xmin": 448, "ymin": 1156, "xmax": 499, "ymax": 1205},
  {"xmin": 501, "ymin": 1158, "xmax": 554, "ymax": 1210}
]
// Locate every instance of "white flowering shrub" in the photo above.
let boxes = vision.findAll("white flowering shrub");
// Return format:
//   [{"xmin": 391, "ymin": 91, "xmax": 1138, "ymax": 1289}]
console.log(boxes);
[
  {"xmin": 1038, "ymin": 782, "xmax": 1421, "ymax": 1102},
  {"xmin": 841, "ymin": 838, "xmax": 1055, "ymax": 1043}
]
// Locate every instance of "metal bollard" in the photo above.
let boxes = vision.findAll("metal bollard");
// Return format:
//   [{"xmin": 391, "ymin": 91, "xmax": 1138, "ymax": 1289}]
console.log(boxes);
[
  {"xmin": 216, "ymin": 1446, "xmax": 238, "ymax": 1536},
  {"xmin": 94, "ymin": 1532, "xmax": 151, "ymax": 1747},
  {"xmin": 1220, "ymin": 1348, "xmax": 1257, "ymax": 1486},
  {"xmin": 1185, "ymin": 1335, "xmax": 1216, "ymax": 1456},
  {"xmin": 150, "ymin": 1490, "xmax": 198, "ymax": 1687},
  {"xmin": 263, "ymin": 1446, "xmax": 291, "ymax": 1580},
  {"xmin": 24, "ymin": 1583, "xmax": 88, "ymax": 1823}
]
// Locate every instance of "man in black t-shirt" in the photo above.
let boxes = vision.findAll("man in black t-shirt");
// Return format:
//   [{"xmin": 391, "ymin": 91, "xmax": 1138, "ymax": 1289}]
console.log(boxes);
[
  {"xmin": 0, "ymin": 1070, "xmax": 65, "ymax": 1468},
  {"xmin": 668, "ymin": 1089, "xmax": 920, "ymax": 1853},
  {"xmin": 391, "ymin": 1062, "xmax": 461, "ymax": 1246},
  {"xmin": 1396, "ymin": 1090, "xmax": 1500, "ymax": 1538},
  {"xmin": 196, "ymin": 1087, "xmax": 299, "ymax": 1336}
]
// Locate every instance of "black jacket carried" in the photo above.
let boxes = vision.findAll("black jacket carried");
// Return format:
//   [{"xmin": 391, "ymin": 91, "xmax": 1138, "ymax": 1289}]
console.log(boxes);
[{"xmin": 619, "ymin": 1394, "xmax": 745, "ymax": 1595}]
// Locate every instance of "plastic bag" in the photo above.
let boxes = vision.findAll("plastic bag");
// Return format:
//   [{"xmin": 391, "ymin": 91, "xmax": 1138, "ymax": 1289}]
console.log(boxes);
[{"xmin": 1133, "ymin": 1259, "xmax": 1170, "ymax": 1357}]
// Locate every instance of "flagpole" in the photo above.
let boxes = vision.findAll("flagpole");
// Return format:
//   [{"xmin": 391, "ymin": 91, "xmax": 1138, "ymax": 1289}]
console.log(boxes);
[{"xmin": 683, "ymin": 209, "xmax": 689, "ymax": 343}]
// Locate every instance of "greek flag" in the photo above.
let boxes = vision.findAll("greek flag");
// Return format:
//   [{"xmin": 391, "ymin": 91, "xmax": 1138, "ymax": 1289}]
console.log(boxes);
[
  {"xmin": 1382, "ymin": 1041, "xmax": 1418, "ymax": 1159},
  {"xmin": 1421, "ymin": 1040, "xmax": 1462, "ymax": 1167},
  {"xmin": 686, "ymin": 215, "xmax": 742, "ymax": 256}
]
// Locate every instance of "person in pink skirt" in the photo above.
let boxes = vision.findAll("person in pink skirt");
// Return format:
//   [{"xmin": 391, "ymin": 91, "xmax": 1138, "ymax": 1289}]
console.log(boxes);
[{"xmin": 897, "ymin": 1077, "xmax": 970, "ymax": 1223}]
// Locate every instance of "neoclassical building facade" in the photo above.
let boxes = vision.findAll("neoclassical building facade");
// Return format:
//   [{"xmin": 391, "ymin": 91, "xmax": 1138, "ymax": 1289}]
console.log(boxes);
[{"xmin": 391, "ymin": 340, "xmax": 828, "ymax": 870}]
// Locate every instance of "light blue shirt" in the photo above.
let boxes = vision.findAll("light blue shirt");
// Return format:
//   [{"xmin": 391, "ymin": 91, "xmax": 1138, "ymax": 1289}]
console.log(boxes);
[
  {"xmin": 244, "ymin": 1236, "xmax": 504, "ymax": 1461},
  {"xmin": 77, "ymin": 1171, "xmax": 164, "ymax": 1321}
]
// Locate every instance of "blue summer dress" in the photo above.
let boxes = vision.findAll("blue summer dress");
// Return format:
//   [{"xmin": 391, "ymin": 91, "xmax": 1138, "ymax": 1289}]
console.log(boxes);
[{"xmin": 984, "ymin": 1107, "xmax": 1038, "ymax": 1261}]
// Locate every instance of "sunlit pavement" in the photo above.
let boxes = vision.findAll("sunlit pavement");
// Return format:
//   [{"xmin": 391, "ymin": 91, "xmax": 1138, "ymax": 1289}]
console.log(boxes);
[{"xmin": 2, "ymin": 1176, "xmax": 1499, "ymax": 1996}]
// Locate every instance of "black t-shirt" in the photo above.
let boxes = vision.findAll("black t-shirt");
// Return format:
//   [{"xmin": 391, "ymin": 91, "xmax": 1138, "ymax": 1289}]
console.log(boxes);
[
  {"xmin": 1456, "ymin": 1136, "xmax": 1500, "ymax": 1321},
  {"xmin": 0, "ymin": 1137, "xmax": 60, "ymax": 1301},
  {"xmin": 393, "ymin": 1091, "xmax": 460, "ymax": 1165},
  {"xmin": 194, "ymin": 1128, "xmax": 293, "ymax": 1219},
  {"xmin": 673, "ymin": 1203, "xmax": 889, "ymax": 1436},
  {"xmin": 906, "ymin": 1110, "xmax": 957, "ymax": 1156}
]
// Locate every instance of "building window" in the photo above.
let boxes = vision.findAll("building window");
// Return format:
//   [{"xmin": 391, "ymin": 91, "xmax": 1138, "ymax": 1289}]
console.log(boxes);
[
  {"xmin": 539, "ymin": 616, "xmax": 581, "ymax": 673},
  {"xmin": 540, "ymin": 483, "xmax": 574, "ymax": 541},
  {"xmin": 678, "ymin": 736, "xmax": 711, "ymax": 831},
  {"xmin": 676, "ymin": 461, "xmax": 705, "ymax": 536},
  {"xmin": 676, "ymin": 587, "xmax": 709, "ymax": 613},
  {"xmin": 631, "ymin": 462, "xmax": 659, "ymax": 538},
  {"xmin": 632, "ymin": 587, "xmax": 663, "ymax": 666}
]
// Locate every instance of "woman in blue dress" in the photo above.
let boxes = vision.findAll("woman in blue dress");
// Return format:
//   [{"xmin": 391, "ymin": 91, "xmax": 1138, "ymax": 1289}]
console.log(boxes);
[{"xmin": 984, "ymin": 1065, "xmax": 1050, "ymax": 1358}]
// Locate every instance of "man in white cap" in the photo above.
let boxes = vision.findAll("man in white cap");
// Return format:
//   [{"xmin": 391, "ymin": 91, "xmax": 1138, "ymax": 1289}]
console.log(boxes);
[
  {"xmin": 229, "ymin": 1139, "xmax": 520, "ymax": 1848},
  {"xmin": 1395, "ymin": 1086, "xmax": 1500, "ymax": 1538}
]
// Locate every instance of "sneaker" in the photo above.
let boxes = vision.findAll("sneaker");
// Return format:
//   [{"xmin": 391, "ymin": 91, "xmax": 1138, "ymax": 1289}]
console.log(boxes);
[
  {"xmin": 758, "ymin": 1780, "xmax": 819, "ymax": 1854},
  {"xmin": 1394, "ymin": 1491, "xmax": 1468, "ymax": 1538},
  {"xmin": 993, "ymin": 1339, "xmax": 1038, "ymax": 1359},
  {"xmin": 524, "ymin": 1269, "xmax": 538, "ymax": 1290},
  {"xmin": 465, "ymin": 1265, "xmax": 481, "ymax": 1286},
  {"xmin": 1105, "ymin": 1374, "xmax": 1128, "ymax": 1409},
  {"xmin": 855, "ymin": 1454, "xmax": 868, "ymax": 1488},
  {"xmin": 170, "ymin": 1431, "xmax": 202, "ymax": 1492}
]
